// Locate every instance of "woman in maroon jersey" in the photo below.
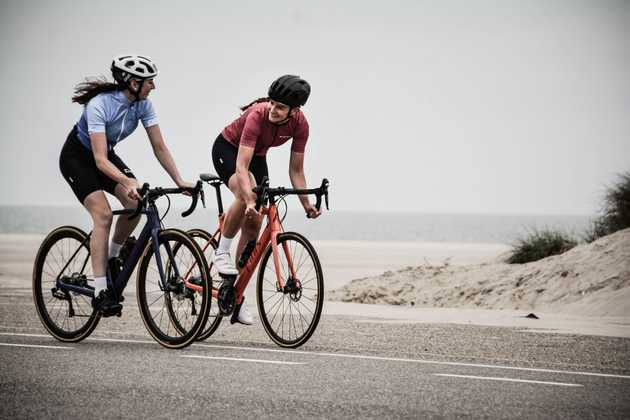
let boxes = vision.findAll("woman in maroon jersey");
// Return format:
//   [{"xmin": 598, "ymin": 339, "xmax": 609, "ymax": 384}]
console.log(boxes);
[{"xmin": 210, "ymin": 75, "xmax": 320, "ymax": 325}]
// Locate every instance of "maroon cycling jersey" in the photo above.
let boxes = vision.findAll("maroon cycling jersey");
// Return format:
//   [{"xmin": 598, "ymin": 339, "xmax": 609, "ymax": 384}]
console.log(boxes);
[{"xmin": 221, "ymin": 102, "xmax": 309, "ymax": 157}]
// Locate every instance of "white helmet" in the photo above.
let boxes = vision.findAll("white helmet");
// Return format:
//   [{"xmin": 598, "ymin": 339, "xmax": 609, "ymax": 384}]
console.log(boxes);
[{"xmin": 111, "ymin": 54, "xmax": 158, "ymax": 83}]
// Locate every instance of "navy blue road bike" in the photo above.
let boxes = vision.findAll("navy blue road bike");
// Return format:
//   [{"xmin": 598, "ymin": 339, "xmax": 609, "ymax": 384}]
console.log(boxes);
[{"xmin": 32, "ymin": 183, "xmax": 211, "ymax": 349}]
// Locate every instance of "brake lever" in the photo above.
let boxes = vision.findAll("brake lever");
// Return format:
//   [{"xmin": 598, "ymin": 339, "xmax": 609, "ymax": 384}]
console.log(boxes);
[
  {"xmin": 315, "ymin": 193, "xmax": 322, "ymax": 211},
  {"xmin": 254, "ymin": 176, "xmax": 269, "ymax": 212},
  {"xmin": 181, "ymin": 181, "xmax": 203, "ymax": 217},
  {"xmin": 129, "ymin": 183, "xmax": 150, "ymax": 220},
  {"xmin": 322, "ymin": 178, "xmax": 330, "ymax": 210}
]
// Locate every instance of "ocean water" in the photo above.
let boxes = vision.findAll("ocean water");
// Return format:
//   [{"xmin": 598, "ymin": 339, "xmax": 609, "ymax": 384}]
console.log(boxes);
[{"xmin": 0, "ymin": 205, "xmax": 592, "ymax": 244}]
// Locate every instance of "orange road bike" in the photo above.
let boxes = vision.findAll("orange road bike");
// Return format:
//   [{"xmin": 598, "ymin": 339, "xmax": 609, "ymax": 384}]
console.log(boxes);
[{"xmin": 184, "ymin": 174, "xmax": 329, "ymax": 348}]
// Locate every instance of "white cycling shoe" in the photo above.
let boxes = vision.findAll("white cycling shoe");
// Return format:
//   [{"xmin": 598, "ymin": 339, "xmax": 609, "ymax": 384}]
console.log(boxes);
[
  {"xmin": 213, "ymin": 251, "xmax": 238, "ymax": 276},
  {"xmin": 234, "ymin": 302, "xmax": 254, "ymax": 325},
  {"xmin": 209, "ymin": 300, "xmax": 252, "ymax": 324}
]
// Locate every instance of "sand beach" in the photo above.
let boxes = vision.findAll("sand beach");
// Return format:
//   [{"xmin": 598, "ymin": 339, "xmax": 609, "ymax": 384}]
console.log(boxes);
[{"xmin": 2, "ymin": 231, "xmax": 629, "ymax": 337}]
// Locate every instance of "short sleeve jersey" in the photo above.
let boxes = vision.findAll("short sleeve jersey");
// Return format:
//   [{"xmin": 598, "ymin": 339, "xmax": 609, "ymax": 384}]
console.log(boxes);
[
  {"xmin": 221, "ymin": 102, "xmax": 309, "ymax": 156},
  {"xmin": 76, "ymin": 90, "xmax": 158, "ymax": 151}
]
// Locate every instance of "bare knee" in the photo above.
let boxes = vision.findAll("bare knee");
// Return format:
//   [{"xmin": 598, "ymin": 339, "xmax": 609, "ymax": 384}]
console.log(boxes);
[{"xmin": 91, "ymin": 207, "xmax": 113, "ymax": 229}]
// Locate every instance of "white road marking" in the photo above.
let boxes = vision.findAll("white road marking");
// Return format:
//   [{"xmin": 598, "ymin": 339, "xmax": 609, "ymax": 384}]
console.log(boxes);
[
  {"xmin": 434, "ymin": 374, "xmax": 583, "ymax": 387},
  {"xmin": 182, "ymin": 355, "xmax": 305, "ymax": 365},
  {"xmin": 0, "ymin": 342, "xmax": 73, "ymax": 350},
  {"xmin": 0, "ymin": 333, "xmax": 150, "ymax": 345},
  {"xmin": 193, "ymin": 343, "xmax": 630, "ymax": 380},
  {"xmin": 1, "ymin": 332, "xmax": 629, "ymax": 379}
]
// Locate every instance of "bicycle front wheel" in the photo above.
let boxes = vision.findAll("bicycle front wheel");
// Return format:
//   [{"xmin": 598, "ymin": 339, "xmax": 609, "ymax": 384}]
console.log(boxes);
[
  {"xmin": 136, "ymin": 229, "xmax": 211, "ymax": 349},
  {"xmin": 256, "ymin": 232, "xmax": 324, "ymax": 348},
  {"xmin": 32, "ymin": 226, "xmax": 100, "ymax": 342}
]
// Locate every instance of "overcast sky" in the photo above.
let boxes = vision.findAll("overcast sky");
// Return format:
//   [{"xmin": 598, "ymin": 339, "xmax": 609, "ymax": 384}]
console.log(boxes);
[{"xmin": 1, "ymin": 0, "xmax": 628, "ymax": 215}]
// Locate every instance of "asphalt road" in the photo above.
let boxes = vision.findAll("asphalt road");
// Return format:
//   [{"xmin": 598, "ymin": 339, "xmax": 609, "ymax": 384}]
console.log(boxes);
[{"xmin": 1, "ymin": 293, "xmax": 629, "ymax": 419}]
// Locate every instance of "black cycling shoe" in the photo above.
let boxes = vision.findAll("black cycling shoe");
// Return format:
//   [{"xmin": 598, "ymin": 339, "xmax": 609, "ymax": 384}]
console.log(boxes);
[{"xmin": 92, "ymin": 290, "xmax": 123, "ymax": 317}]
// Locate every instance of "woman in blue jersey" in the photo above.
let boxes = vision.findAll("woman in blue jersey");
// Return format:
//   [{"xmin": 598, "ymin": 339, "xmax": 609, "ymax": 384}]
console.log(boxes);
[{"xmin": 59, "ymin": 55, "xmax": 194, "ymax": 315}]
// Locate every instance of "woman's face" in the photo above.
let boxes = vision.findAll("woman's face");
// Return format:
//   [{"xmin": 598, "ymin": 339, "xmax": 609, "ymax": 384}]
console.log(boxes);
[
  {"xmin": 131, "ymin": 79, "xmax": 155, "ymax": 99},
  {"xmin": 268, "ymin": 100, "xmax": 292, "ymax": 123}
]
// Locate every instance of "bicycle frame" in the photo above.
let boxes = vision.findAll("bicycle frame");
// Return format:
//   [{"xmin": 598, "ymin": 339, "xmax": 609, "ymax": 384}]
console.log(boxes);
[
  {"xmin": 186, "ymin": 203, "xmax": 296, "ymax": 305},
  {"xmin": 56, "ymin": 203, "xmax": 181, "ymax": 300}
]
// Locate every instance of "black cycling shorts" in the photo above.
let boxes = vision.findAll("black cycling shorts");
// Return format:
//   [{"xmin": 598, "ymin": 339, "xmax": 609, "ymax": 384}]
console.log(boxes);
[
  {"xmin": 211, "ymin": 133, "xmax": 268, "ymax": 187},
  {"xmin": 59, "ymin": 125, "xmax": 136, "ymax": 204}
]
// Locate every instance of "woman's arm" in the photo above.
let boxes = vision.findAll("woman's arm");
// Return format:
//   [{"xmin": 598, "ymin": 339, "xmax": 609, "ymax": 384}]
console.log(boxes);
[
  {"xmin": 289, "ymin": 151, "xmax": 321, "ymax": 218},
  {"xmin": 235, "ymin": 145, "xmax": 257, "ymax": 206},
  {"xmin": 145, "ymin": 125, "xmax": 190, "ymax": 188}
]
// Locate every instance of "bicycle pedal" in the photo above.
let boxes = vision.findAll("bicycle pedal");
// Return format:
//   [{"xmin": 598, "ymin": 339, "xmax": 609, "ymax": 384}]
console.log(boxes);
[
  {"xmin": 51, "ymin": 288, "xmax": 69, "ymax": 300},
  {"xmin": 100, "ymin": 309, "xmax": 123, "ymax": 318},
  {"xmin": 97, "ymin": 303, "xmax": 123, "ymax": 318}
]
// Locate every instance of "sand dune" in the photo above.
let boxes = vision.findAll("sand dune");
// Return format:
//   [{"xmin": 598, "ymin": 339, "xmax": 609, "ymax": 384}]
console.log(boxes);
[{"xmin": 329, "ymin": 229, "xmax": 630, "ymax": 317}]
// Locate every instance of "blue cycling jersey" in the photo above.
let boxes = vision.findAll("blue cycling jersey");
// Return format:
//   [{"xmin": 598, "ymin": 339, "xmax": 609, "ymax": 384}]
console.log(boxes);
[{"xmin": 76, "ymin": 90, "xmax": 158, "ymax": 151}]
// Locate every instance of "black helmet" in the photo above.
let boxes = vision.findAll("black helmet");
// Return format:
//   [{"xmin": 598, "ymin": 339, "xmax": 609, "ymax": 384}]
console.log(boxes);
[{"xmin": 268, "ymin": 75, "xmax": 311, "ymax": 108}]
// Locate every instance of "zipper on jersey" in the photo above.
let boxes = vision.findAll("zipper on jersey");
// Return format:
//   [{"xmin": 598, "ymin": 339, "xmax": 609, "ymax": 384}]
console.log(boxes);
[
  {"xmin": 114, "ymin": 107, "xmax": 130, "ymax": 149},
  {"xmin": 271, "ymin": 125, "xmax": 279, "ymax": 147}
]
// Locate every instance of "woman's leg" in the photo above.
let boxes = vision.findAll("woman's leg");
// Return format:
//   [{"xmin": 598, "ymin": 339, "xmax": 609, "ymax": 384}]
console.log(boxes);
[
  {"xmin": 227, "ymin": 172, "xmax": 263, "ymax": 262},
  {"xmin": 83, "ymin": 190, "xmax": 112, "ymax": 279},
  {"xmin": 111, "ymin": 183, "xmax": 141, "ymax": 247},
  {"xmin": 214, "ymin": 172, "xmax": 260, "ymax": 273},
  {"xmin": 83, "ymin": 191, "xmax": 123, "ymax": 314}
]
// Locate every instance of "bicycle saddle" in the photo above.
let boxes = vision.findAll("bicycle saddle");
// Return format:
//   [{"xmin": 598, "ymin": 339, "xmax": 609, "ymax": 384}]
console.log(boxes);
[{"xmin": 199, "ymin": 173, "xmax": 222, "ymax": 183}]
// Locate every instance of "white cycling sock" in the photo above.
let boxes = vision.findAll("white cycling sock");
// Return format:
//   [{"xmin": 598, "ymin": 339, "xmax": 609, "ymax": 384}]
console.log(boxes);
[
  {"xmin": 109, "ymin": 241, "xmax": 123, "ymax": 258},
  {"xmin": 94, "ymin": 276, "xmax": 107, "ymax": 297},
  {"xmin": 216, "ymin": 235, "xmax": 234, "ymax": 255}
]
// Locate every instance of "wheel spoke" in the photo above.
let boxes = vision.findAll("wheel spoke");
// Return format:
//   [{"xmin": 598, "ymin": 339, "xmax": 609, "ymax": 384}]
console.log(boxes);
[
  {"xmin": 257, "ymin": 234, "xmax": 322, "ymax": 347},
  {"xmin": 34, "ymin": 230, "xmax": 99, "ymax": 341}
]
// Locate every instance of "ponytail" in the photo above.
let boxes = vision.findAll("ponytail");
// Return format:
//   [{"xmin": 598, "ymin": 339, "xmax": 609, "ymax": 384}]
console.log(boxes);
[
  {"xmin": 72, "ymin": 77, "xmax": 120, "ymax": 105},
  {"xmin": 240, "ymin": 97, "xmax": 270, "ymax": 112}
]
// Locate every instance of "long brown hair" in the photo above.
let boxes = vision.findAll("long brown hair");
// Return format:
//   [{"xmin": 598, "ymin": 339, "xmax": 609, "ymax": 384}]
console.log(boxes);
[
  {"xmin": 72, "ymin": 77, "xmax": 120, "ymax": 105},
  {"xmin": 240, "ymin": 97, "xmax": 270, "ymax": 112}
]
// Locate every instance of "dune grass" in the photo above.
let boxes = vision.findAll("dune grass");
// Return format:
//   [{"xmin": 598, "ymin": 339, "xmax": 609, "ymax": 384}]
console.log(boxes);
[
  {"xmin": 584, "ymin": 171, "xmax": 630, "ymax": 242},
  {"xmin": 507, "ymin": 171, "xmax": 629, "ymax": 263},
  {"xmin": 507, "ymin": 228, "xmax": 577, "ymax": 264}
]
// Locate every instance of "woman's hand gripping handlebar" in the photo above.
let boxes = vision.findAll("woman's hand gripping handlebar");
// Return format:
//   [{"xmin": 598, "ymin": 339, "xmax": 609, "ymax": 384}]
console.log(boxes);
[
  {"xmin": 252, "ymin": 177, "xmax": 330, "ymax": 218},
  {"xmin": 127, "ymin": 181, "xmax": 205, "ymax": 220}
]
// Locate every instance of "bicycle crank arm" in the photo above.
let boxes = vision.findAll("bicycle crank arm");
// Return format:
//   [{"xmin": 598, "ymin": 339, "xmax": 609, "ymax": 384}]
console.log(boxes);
[{"xmin": 230, "ymin": 300, "xmax": 243, "ymax": 325}]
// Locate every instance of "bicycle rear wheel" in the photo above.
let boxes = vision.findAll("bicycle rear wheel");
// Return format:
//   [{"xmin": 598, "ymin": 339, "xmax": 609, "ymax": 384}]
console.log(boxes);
[
  {"xmin": 186, "ymin": 229, "xmax": 223, "ymax": 341},
  {"xmin": 32, "ymin": 226, "xmax": 100, "ymax": 342},
  {"xmin": 256, "ymin": 232, "xmax": 324, "ymax": 348},
  {"xmin": 136, "ymin": 229, "xmax": 210, "ymax": 349}
]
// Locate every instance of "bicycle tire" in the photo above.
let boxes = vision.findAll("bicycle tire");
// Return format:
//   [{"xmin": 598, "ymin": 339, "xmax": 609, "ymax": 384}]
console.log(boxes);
[
  {"xmin": 256, "ymin": 231, "xmax": 324, "ymax": 348},
  {"xmin": 32, "ymin": 226, "xmax": 100, "ymax": 342},
  {"xmin": 186, "ymin": 228, "xmax": 223, "ymax": 341},
  {"xmin": 136, "ymin": 228, "xmax": 211, "ymax": 349}
]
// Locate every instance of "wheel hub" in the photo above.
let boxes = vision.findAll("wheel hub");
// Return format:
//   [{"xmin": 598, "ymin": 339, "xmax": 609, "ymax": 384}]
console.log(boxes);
[{"xmin": 283, "ymin": 277, "xmax": 302, "ymax": 302}]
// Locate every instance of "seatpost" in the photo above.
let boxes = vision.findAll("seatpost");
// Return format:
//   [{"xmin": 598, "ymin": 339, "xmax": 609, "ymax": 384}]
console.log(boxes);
[{"xmin": 213, "ymin": 183, "xmax": 224, "ymax": 216}]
